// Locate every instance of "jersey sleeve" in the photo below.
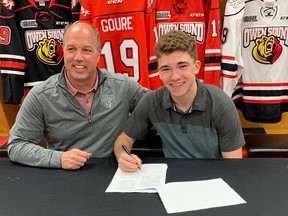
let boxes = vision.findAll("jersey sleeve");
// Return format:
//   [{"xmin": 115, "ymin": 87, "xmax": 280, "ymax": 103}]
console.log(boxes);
[
  {"xmin": 71, "ymin": 0, "xmax": 81, "ymax": 22},
  {"xmin": 221, "ymin": 0, "xmax": 245, "ymax": 97},
  {"xmin": 0, "ymin": 1, "xmax": 27, "ymax": 104},
  {"xmin": 145, "ymin": 0, "xmax": 163, "ymax": 90},
  {"xmin": 203, "ymin": 0, "xmax": 222, "ymax": 87}
]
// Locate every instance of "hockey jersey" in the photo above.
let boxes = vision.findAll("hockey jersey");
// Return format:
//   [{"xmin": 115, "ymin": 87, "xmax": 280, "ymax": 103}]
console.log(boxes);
[
  {"xmin": 155, "ymin": 0, "xmax": 222, "ymax": 87},
  {"xmin": 221, "ymin": 0, "xmax": 288, "ymax": 123},
  {"xmin": 79, "ymin": 0, "xmax": 163, "ymax": 90},
  {"xmin": 0, "ymin": 0, "xmax": 80, "ymax": 104}
]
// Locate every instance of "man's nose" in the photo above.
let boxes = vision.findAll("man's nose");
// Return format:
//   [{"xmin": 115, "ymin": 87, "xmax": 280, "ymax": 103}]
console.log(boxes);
[
  {"xmin": 74, "ymin": 50, "xmax": 83, "ymax": 60},
  {"xmin": 170, "ymin": 68, "xmax": 181, "ymax": 79}
]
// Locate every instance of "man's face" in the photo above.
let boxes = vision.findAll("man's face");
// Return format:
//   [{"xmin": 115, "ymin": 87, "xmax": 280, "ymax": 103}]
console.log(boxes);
[
  {"xmin": 63, "ymin": 23, "xmax": 100, "ymax": 88},
  {"xmin": 158, "ymin": 50, "xmax": 200, "ymax": 100}
]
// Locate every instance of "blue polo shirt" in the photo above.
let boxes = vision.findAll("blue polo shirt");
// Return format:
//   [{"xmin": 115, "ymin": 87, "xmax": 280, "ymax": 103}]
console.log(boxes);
[{"xmin": 124, "ymin": 80, "xmax": 245, "ymax": 158}]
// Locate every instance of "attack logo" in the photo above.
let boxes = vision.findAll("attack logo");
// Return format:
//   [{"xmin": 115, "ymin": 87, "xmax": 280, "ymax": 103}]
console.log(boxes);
[
  {"xmin": 252, "ymin": 35, "xmax": 282, "ymax": 64},
  {"xmin": 37, "ymin": 38, "xmax": 63, "ymax": 64},
  {"xmin": 172, "ymin": 0, "xmax": 187, "ymax": 14}
]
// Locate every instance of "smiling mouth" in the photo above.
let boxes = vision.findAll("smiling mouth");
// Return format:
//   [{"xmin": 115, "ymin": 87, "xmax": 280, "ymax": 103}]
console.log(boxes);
[
  {"xmin": 171, "ymin": 82, "xmax": 184, "ymax": 87},
  {"xmin": 74, "ymin": 65, "xmax": 85, "ymax": 69}
]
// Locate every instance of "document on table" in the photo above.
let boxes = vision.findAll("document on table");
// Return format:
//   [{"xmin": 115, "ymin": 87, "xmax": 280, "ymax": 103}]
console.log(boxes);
[
  {"xmin": 105, "ymin": 163, "xmax": 168, "ymax": 193},
  {"xmin": 157, "ymin": 178, "xmax": 246, "ymax": 214}
]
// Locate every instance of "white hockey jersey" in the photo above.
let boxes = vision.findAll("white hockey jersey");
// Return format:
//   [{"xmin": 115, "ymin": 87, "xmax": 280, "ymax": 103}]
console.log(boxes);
[{"xmin": 221, "ymin": 0, "xmax": 288, "ymax": 123}]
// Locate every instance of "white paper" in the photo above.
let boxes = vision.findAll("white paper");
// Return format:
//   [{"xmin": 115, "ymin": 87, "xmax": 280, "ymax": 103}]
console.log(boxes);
[
  {"xmin": 157, "ymin": 178, "xmax": 246, "ymax": 214},
  {"xmin": 105, "ymin": 163, "xmax": 168, "ymax": 193}
]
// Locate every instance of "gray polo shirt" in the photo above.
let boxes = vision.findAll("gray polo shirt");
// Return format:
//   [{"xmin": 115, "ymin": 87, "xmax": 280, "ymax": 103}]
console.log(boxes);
[
  {"xmin": 124, "ymin": 80, "xmax": 245, "ymax": 158},
  {"xmin": 7, "ymin": 68, "xmax": 148, "ymax": 168}
]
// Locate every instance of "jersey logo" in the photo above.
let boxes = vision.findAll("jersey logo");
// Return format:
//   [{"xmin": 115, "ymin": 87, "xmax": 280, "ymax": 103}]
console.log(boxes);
[
  {"xmin": 107, "ymin": 0, "xmax": 123, "ymax": 4},
  {"xmin": 101, "ymin": 95, "xmax": 116, "ymax": 108},
  {"xmin": 147, "ymin": 0, "xmax": 155, "ymax": 8},
  {"xmin": 227, "ymin": 0, "xmax": 242, "ymax": 9},
  {"xmin": 37, "ymin": 38, "xmax": 63, "ymax": 64},
  {"xmin": 71, "ymin": 0, "xmax": 80, "ymax": 9},
  {"xmin": 2, "ymin": 0, "xmax": 15, "ymax": 11},
  {"xmin": 172, "ymin": 0, "xmax": 187, "ymax": 14},
  {"xmin": 260, "ymin": 6, "xmax": 278, "ymax": 20},
  {"xmin": 252, "ymin": 35, "xmax": 282, "ymax": 64},
  {"xmin": 80, "ymin": 6, "xmax": 90, "ymax": 17},
  {"xmin": 157, "ymin": 22, "xmax": 205, "ymax": 44},
  {"xmin": 156, "ymin": 11, "xmax": 171, "ymax": 20}
]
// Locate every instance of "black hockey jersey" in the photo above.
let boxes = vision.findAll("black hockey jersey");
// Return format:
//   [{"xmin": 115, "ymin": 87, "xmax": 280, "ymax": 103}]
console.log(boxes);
[{"xmin": 0, "ymin": 0, "xmax": 80, "ymax": 104}]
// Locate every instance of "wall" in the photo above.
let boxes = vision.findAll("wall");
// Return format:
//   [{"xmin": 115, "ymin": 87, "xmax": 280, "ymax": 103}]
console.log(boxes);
[{"xmin": 0, "ymin": 76, "xmax": 19, "ymax": 136}]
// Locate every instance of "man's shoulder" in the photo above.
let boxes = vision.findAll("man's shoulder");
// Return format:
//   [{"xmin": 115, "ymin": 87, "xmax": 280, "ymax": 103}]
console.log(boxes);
[
  {"xmin": 100, "ymin": 69, "xmax": 130, "ymax": 83},
  {"xmin": 31, "ymin": 73, "xmax": 61, "ymax": 94},
  {"xmin": 201, "ymin": 82, "xmax": 229, "ymax": 100},
  {"xmin": 99, "ymin": 69, "xmax": 149, "ymax": 95},
  {"xmin": 141, "ymin": 86, "xmax": 166, "ymax": 105}
]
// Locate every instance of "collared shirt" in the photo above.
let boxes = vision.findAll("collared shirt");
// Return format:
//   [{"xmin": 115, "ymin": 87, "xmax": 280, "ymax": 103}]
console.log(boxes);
[
  {"xmin": 123, "ymin": 79, "xmax": 245, "ymax": 158},
  {"xmin": 64, "ymin": 70, "xmax": 98, "ymax": 114},
  {"xmin": 7, "ymin": 68, "xmax": 148, "ymax": 168}
]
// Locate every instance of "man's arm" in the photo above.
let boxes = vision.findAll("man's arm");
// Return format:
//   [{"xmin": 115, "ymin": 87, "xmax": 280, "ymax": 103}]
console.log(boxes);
[
  {"xmin": 61, "ymin": 149, "xmax": 92, "ymax": 170},
  {"xmin": 221, "ymin": 147, "xmax": 243, "ymax": 158},
  {"xmin": 7, "ymin": 90, "xmax": 61, "ymax": 168},
  {"xmin": 7, "ymin": 90, "xmax": 92, "ymax": 170},
  {"xmin": 8, "ymin": 137, "xmax": 92, "ymax": 170},
  {"xmin": 114, "ymin": 132, "xmax": 142, "ymax": 172},
  {"xmin": 126, "ymin": 76, "xmax": 149, "ymax": 112}
]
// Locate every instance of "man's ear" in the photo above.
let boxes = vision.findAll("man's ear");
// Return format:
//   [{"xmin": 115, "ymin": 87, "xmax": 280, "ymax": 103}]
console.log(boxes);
[
  {"xmin": 194, "ymin": 60, "xmax": 201, "ymax": 75},
  {"xmin": 96, "ymin": 52, "xmax": 101, "ymax": 63}
]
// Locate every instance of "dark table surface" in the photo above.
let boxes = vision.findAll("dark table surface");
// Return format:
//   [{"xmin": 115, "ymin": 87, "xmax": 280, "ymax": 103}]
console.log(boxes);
[{"xmin": 1, "ymin": 157, "xmax": 288, "ymax": 216}]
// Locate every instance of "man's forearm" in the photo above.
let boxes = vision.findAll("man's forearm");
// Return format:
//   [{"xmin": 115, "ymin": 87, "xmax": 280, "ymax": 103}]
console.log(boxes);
[
  {"xmin": 7, "ymin": 140, "xmax": 62, "ymax": 168},
  {"xmin": 114, "ymin": 132, "xmax": 135, "ymax": 160}
]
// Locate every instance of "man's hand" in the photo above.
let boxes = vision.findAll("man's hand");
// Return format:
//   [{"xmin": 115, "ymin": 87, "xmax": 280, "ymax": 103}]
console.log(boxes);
[
  {"xmin": 117, "ymin": 153, "xmax": 142, "ymax": 172},
  {"xmin": 61, "ymin": 149, "xmax": 92, "ymax": 170}
]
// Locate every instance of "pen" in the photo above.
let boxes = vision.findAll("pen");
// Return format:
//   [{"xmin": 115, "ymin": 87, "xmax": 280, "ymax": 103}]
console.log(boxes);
[
  {"xmin": 122, "ymin": 144, "xmax": 141, "ymax": 170},
  {"xmin": 122, "ymin": 144, "xmax": 133, "ymax": 157}
]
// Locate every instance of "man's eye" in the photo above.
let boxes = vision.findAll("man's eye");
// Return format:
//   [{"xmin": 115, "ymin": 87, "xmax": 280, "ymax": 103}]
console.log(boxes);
[
  {"xmin": 161, "ymin": 68, "xmax": 169, "ymax": 73},
  {"xmin": 84, "ymin": 49, "xmax": 92, "ymax": 53}
]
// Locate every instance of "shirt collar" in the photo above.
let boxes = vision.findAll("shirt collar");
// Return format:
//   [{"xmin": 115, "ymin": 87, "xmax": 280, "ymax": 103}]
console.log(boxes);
[{"xmin": 64, "ymin": 68, "xmax": 98, "ymax": 96}]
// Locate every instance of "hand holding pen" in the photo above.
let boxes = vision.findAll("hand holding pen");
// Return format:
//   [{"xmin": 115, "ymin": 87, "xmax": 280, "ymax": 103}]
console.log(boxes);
[{"xmin": 121, "ymin": 144, "xmax": 142, "ymax": 171}]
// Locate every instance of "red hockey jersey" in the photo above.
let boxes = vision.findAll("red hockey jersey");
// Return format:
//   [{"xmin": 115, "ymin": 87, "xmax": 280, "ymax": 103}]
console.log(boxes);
[
  {"xmin": 155, "ymin": 0, "xmax": 222, "ymax": 87},
  {"xmin": 0, "ymin": 0, "xmax": 80, "ymax": 104},
  {"xmin": 79, "ymin": 0, "xmax": 163, "ymax": 90}
]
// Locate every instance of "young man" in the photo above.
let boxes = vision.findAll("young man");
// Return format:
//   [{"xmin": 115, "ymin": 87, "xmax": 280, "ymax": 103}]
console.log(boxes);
[
  {"xmin": 7, "ymin": 21, "xmax": 148, "ymax": 170},
  {"xmin": 114, "ymin": 30, "xmax": 245, "ymax": 172}
]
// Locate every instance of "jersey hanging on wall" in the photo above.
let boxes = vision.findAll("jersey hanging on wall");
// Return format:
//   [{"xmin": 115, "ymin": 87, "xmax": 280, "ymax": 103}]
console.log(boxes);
[
  {"xmin": 221, "ymin": 0, "xmax": 288, "ymax": 123},
  {"xmin": 155, "ymin": 0, "xmax": 222, "ymax": 87},
  {"xmin": 0, "ymin": 0, "xmax": 80, "ymax": 104},
  {"xmin": 79, "ymin": 0, "xmax": 163, "ymax": 90}
]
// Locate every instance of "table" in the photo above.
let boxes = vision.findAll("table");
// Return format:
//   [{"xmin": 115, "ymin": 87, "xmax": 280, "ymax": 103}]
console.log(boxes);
[
  {"xmin": 245, "ymin": 134, "xmax": 288, "ymax": 157},
  {"xmin": 1, "ymin": 157, "xmax": 288, "ymax": 216}
]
